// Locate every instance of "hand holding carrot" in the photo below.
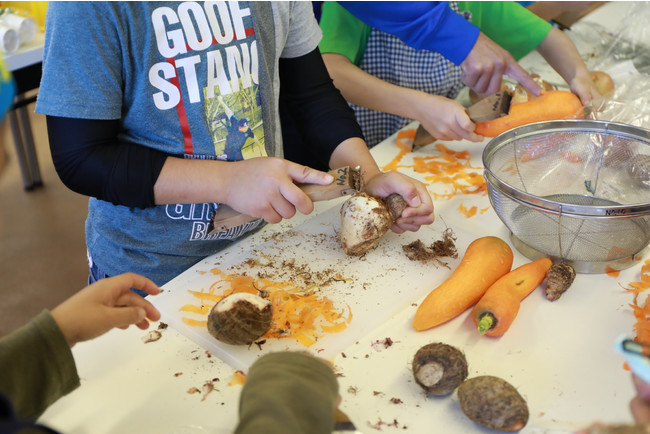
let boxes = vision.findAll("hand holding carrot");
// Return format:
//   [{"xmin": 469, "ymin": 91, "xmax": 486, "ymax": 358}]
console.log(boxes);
[{"xmin": 461, "ymin": 32, "xmax": 542, "ymax": 99}]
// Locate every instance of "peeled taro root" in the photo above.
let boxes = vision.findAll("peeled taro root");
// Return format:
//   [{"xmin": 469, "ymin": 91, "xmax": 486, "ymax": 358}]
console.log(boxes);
[
  {"xmin": 207, "ymin": 292, "xmax": 272, "ymax": 345},
  {"xmin": 458, "ymin": 375, "xmax": 529, "ymax": 432},
  {"xmin": 412, "ymin": 342, "xmax": 468, "ymax": 396},
  {"xmin": 340, "ymin": 192, "xmax": 407, "ymax": 256}
]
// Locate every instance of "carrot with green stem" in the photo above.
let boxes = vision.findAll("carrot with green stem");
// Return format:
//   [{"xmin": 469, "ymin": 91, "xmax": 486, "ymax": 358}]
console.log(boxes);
[
  {"xmin": 413, "ymin": 236, "xmax": 513, "ymax": 331},
  {"xmin": 472, "ymin": 258, "xmax": 553, "ymax": 337}
]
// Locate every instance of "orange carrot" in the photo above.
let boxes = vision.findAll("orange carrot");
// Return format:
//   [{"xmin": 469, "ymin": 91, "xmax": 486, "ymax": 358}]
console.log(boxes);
[
  {"xmin": 475, "ymin": 90, "xmax": 583, "ymax": 138},
  {"xmin": 412, "ymin": 236, "xmax": 514, "ymax": 331},
  {"xmin": 472, "ymin": 258, "xmax": 553, "ymax": 337}
]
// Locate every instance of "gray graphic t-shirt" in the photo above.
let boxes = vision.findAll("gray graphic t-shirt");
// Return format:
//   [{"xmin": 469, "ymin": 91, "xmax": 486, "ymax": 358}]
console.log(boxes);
[{"xmin": 36, "ymin": 2, "xmax": 321, "ymax": 284}]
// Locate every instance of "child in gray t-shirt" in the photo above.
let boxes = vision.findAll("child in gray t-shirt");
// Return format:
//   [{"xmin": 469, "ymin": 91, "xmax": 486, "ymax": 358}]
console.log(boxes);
[{"xmin": 36, "ymin": 1, "xmax": 435, "ymax": 286}]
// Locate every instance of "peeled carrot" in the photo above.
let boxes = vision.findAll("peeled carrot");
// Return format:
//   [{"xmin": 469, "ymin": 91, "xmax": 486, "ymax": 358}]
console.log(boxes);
[
  {"xmin": 472, "ymin": 257, "xmax": 553, "ymax": 337},
  {"xmin": 412, "ymin": 236, "xmax": 513, "ymax": 331},
  {"xmin": 474, "ymin": 90, "xmax": 583, "ymax": 137}
]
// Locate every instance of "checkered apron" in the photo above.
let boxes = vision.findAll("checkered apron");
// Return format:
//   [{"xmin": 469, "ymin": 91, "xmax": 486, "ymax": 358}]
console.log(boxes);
[{"xmin": 353, "ymin": 2, "xmax": 471, "ymax": 147}]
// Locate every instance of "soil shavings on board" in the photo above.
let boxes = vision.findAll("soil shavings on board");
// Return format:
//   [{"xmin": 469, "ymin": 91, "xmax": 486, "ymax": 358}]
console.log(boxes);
[{"xmin": 402, "ymin": 228, "xmax": 458, "ymax": 267}]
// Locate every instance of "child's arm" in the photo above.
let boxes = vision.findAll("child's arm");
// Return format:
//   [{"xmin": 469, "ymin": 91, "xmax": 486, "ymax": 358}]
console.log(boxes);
[
  {"xmin": 236, "ymin": 352, "xmax": 339, "ymax": 434},
  {"xmin": 322, "ymin": 53, "xmax": 483, "ymax": 143},
  {"xmin": 0, "ymin": 273, "xmax": 162, "ymax": 421},
  {"xmin": 153, "ymin": 157, "xmax": 334, "ymax": 224},
  {"xmin": 535, "ymin": 27, "xmax": 601, "ymax": 104}
]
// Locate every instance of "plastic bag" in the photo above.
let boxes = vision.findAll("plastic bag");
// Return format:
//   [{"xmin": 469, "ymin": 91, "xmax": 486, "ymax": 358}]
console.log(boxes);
[{"xmin": 568, "ymin": 2, "xmax": 650, "ymax": 130}]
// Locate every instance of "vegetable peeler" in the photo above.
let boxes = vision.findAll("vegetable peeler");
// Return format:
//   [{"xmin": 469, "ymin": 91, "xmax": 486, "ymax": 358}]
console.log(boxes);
[
  {"xmin": 206, "ymin": 166, "xmax": 363, "ymax": 235},
  {"xmin": 616, "ymin": 335, "xmax": 650, "ymax": 384},
  {"xmin": 412, "ymin": 91, "xmax": 512, "ymax": 147}
]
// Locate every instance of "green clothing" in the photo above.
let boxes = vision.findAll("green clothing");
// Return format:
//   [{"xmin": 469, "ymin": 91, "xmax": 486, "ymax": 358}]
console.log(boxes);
[
  {"xmin": 0, "ymin": 314, "xmax": 338, "ymax": 432},
  {"xmin": 319, "ymin": 1, "xmax": 552, "ymax": 63},
  {"xmin": 459, "ymin": 1, "xmax": 552, "ymax": 61},
  {"xmin": 0, "ymin": 310, "xmax": 80, "ymax": 422},
  {"xmin": 319, "ymin": 1, "xmax": 371, "ymax": 65},
  {"xmin": 236, "ymin": 352, "xmax": 339, "ymax": 434}
]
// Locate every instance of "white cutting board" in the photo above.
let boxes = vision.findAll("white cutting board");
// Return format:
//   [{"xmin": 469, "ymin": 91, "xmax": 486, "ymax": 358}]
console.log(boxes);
[{"xmin": 152, "ymin": 203, "xmax": 475, "ymax": 371}]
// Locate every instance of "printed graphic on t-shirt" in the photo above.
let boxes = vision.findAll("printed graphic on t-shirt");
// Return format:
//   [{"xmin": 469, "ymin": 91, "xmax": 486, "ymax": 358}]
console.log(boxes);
[
  {"xmin": 208, "ymin": 91, "xmax": 266, "ymax": 160},
  {"xmin": 149, "ymin": 1, "xmax": 266, "ymax": 160},
  {"xmin": 147, "ymin": 1, "xmax": 266, "ymax": 240}
]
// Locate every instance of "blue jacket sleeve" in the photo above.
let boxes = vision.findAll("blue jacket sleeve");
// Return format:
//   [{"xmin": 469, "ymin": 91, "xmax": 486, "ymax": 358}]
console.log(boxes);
[{"xmin": 338, "ymin": 1, "xmax": 480, "ymax": 65}]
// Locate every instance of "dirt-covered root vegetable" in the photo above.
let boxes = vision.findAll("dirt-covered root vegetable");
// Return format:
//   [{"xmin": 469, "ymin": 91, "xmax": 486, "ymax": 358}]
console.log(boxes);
[
  {"xmin": 458, "ymin": 375, "xmax": 529, "ymax": 432},
  {"xmin": 207, "ymin": 292, "xmax": 272, "ymax": 345},
  {"xmin": 545, "ymin": 263, "xmax": 576, "ymax": 301},
  {"xmin": 340, "ymin": 192, "xmax": 407, "ymax": 256},
  {"xmin": 412, "ymin": 343, "xmax": 468, "ymax": 396}
]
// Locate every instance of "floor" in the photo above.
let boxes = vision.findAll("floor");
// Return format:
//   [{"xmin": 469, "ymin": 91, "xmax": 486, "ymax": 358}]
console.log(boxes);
[{"xmin": 0, "ymin": 96, "xmax": 89, "ymax": 336}]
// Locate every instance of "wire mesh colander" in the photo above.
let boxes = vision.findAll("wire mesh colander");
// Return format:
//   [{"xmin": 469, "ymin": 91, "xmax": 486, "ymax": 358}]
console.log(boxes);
[{"xmin": 483, "ymin": 120, "xmax": 650, "ymax": 273}]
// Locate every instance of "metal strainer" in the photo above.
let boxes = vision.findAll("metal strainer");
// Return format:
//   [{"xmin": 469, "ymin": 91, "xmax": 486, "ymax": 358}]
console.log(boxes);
[{"xmin": 483, "ymin": 120, "xmax": 650, "ymax": 273}]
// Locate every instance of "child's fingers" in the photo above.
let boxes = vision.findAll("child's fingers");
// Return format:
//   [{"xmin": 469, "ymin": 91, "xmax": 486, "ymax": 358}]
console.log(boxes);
[{"xmin": 288, "ymin": 163, "xmax": 334, "ymax": 186}]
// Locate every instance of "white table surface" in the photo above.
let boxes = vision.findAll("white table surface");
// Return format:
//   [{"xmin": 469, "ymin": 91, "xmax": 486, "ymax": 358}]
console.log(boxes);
[{"xmin": 38, "ymin": 2, "xmax": 648, "ymax": 433}]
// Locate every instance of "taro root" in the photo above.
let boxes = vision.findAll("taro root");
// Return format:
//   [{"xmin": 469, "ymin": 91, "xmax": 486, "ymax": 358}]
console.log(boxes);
[
  {"xmin": 545, "ymin": 262, "xmax": 576, "ymax": 301},
  {"xmin": 412, "ymin": 342, "xmax": 468, "ymax": 396},
  {"xmin": 340, "ymin": 192, "xmax": 407, "ymax": 256},
  {"xmin": 458, "ymin": 375, "xmax": 529, "ymax": 432},
  {"xmin": 590, "ymin": 71, "xmax": 615, "ymax": 96},
  {"xmin": 207, "ymin": 292, "xmax": 272, "ymax": 345}
]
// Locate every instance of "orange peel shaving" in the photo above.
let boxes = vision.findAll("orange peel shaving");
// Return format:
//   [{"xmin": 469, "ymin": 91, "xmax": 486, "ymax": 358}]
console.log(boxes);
[
  {"xmin": 458, "ymin": 203, "xmax": 477, "ymax": 218},
  {"xmin": 228, "ymin": 370, "xmax": 246, "ymax": 386},
  {"xmin": 180, "ymin": 267, "xmax": 351, "ymax": 347},
  {"xmin": 624, "ymin": 260, "xmax": 650, "ymax": 344},
  {"xmin": 382, "ymin": 142, "xmax": 486, "ymax": 201},
  {"xmin": 605, "ymin": 266, "xmax": 621, "ymax": 278}
]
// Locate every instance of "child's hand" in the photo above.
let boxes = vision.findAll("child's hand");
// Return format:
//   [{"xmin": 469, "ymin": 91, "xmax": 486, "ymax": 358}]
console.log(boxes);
[
  {"xmin": 462, "ymin": 32, "xmax": 541, "ymax": 98},
  {"xmin": 570, "ymin": 74, "xmax": 602, "ymax": 105},
  {"xmin": 51, "ymin": 273, "xmax": 162, "ymax": 347},
  {"xmin": 364, "ymin": 171, "xmax": 434, "ymax": 233},
  {"xmin": 631, "ymin": 373, "xmax": 650, "ymax": 424},
  {"xmin": 415, "ymin": 94, "xmax": 483, "ymax": 143},
  {"xmin": 225, "ymin": 157, "xmax": 334, "ymax": 224}
]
